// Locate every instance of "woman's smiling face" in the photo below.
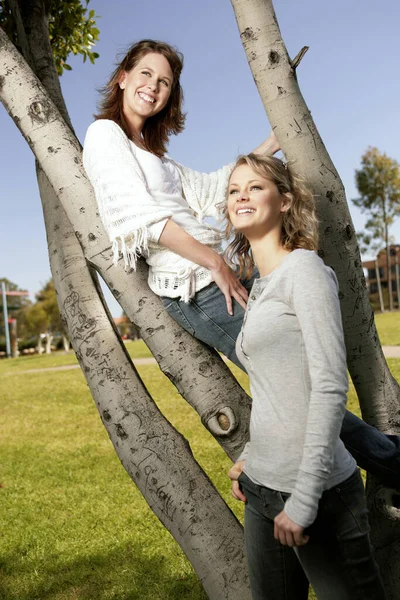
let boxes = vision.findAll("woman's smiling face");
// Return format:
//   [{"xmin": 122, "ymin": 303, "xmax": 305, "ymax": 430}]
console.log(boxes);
[
  {"xmin": 119, "ymin": 52, "xmax": 173, "ymax": 129},
  {"xmin": 227, "ymin": 163, "xmax": 288, "ymax": 237}
]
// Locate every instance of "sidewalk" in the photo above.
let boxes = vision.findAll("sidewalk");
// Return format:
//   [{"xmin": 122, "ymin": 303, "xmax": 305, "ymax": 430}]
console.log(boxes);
[{"xmin": 382, "ymin": 346, "xmax": 400, "ymax": 358}]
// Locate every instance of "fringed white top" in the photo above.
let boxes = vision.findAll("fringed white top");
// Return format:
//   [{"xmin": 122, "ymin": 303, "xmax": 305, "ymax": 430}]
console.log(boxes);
[{"xmin": 83, "ymin": 119, "xmax": 233, "ymax": 301}]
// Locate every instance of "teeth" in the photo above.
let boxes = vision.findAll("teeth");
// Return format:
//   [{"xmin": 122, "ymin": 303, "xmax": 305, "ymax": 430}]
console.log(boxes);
[
  {"xmin": 237, "ymin": 208, "xmax": 255, "ymax": 214},
  {"xmin": 138, "ymin": 92, "xmax": 155, "ymax": 103}
]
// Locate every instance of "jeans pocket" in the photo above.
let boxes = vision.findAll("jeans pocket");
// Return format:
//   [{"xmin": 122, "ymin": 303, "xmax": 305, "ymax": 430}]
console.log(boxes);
[
  {"xmin": 260, "ymin": 486, "xmax": 286, "ymax": 521},
  {"xmin": 194, "ymin": 282, "xmax": 217, "ymax": 300},
  {"xmin": 163, "ymin": 300, "xmax": 195, "ymax": 336}
]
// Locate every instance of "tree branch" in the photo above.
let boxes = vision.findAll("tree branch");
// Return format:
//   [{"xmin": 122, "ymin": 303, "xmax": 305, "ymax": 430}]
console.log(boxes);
[
  {"xmin": 290, "ymin": 46, "xmax": 309, "ymax": 70},
  {"xmin": 6, "ymin": 0, "xmax": 34, "ymax": 68}
]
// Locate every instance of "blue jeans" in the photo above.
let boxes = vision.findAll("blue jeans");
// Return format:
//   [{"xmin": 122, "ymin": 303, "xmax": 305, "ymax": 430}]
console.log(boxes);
[
  {"xmin": 239, "ymin": 470, "xmax": 385, "ymax": 600},
  {"xmin": 162, "ymin": 278, "xmax": 400, "ymax": 489}
]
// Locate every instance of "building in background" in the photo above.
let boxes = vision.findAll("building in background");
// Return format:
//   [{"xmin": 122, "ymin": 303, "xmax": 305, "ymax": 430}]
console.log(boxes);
[{"xmin": 362, "ymin": 244, "xmax": 400, "ymax": 311}]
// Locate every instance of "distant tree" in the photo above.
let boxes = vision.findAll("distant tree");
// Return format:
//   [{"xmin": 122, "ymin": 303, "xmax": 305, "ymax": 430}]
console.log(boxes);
[
  {"xmin": 118, "ymin": 310, "xmax": 141, "ymax": 340},
  {"xmin": 353, "ymin": 147, "xmax": 400, "ymax": 311},
  {"xmin": 23, "ymin": 280, "xmax": 68, "ymax": 353}
]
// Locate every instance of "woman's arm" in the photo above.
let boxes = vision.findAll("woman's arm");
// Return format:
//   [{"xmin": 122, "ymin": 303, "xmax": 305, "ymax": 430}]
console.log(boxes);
[
  {"xmin": 252, "ymin": 131, "xmax": 280, "ymax": 156},
  {"xmin": 176, "ymin": 131, "xmax": 280, "ymax": 220},
  {"xmin": 159, "ymin": 219, "xmax": 248, "ymax": 312},
  {"xmin": 83, "ymin": 120, "xmax": 173, "ymax": 266},
  {"xmin": 282, "ymin": 252, "xmax": 349, "ymax": 528}
]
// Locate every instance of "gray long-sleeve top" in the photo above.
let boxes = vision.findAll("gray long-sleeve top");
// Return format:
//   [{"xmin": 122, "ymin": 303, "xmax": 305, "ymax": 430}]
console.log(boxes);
[{"xmin": 237, "ymin": 249, "xmax": 356, "ymax": 528}]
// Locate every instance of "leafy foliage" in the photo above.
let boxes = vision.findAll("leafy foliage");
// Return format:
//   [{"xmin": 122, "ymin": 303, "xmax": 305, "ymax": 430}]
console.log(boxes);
[
  {"xmin": 353, "ymin": 147, "xmax": 400, "ymax": 255},
  {"xmin": 0, "ymin": 0, "xmax": 100, "ymax": 75},
  {"xmin": 48, "ymin": 0, "xmax": 100, "ymax": 75},
  {"xmin": 22, "ymin": 279, "xmax": 65, "ymax": 337}
]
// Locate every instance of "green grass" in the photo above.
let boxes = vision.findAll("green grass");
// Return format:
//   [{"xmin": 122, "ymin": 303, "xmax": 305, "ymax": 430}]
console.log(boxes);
[
  {"xmin": 1, "ymin": 350, "xmax": 399, "ymax": 599},
  {"xmin": 374, "ymin": 311, "xmax": 400, "ymax": 346},
  {"xmin": 0, "ymin": 340, "xmax": 152, "ymax": 375},
  {"xmin": 0, "ymin": 356, "xmax": 241, "ymax": 600}
]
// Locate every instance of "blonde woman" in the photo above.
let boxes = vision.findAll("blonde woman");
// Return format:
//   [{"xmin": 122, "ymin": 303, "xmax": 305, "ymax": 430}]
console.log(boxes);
[{"xmin": 226, "ymin": 154, "xmax": 385, "ymax": 600}]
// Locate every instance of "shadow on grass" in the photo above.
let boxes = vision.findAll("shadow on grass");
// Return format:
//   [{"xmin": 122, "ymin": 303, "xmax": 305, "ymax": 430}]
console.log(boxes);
[{"xmin": 0, "ymin": 541, "xmax": 207, "ymax": 600}]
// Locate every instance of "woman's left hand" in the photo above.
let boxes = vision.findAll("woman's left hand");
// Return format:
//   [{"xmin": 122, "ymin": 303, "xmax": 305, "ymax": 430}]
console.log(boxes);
[
  {"xmin": 228, "ymin": 460, "xmax": 247, "ymax": 502},
  {"xmin": 252, "ymin": 130, "xmax": 280, "ymax": 156},
  {"xmin": 274, "ymin": 510, "xmax": 309, "ymax": 547}
]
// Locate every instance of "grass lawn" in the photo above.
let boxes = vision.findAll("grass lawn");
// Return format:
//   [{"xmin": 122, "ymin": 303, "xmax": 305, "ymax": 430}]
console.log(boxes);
[
  {"xmin": 1, "ymin": 345, "xmax": 399, "ymax": 599},
  {"xmin": 374, "ymin": 311, "xmax": 400, "ymax": 346},
  {"xmin": 0, "ymin": 340, "xmax": 152, "ymax": 374}
]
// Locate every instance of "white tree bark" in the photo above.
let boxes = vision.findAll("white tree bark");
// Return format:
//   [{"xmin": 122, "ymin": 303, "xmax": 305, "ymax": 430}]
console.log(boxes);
[{"xmin": 229, "ymin": 0, "xmax": 400, "ymax": 595}]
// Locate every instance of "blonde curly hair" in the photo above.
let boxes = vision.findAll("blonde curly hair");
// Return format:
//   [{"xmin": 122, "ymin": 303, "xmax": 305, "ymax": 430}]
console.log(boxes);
[{"xmin": 224, "ymin": 153, "xmax": 319, "ymax": 278}]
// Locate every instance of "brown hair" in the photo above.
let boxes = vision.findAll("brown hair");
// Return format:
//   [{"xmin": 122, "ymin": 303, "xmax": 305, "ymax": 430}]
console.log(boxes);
[
  {"xmin": 224, "ymin": 153, "xmax": 319, "ymax": 278},
  {"xmin": 95, "ymin": 39, "xmax": 186, "ymax": 157}
]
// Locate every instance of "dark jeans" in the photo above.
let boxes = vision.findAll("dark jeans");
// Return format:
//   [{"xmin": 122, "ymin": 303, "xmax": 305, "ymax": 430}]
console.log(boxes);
[
  {"xmin": 239, "ymin": 470, "xmax": 385, "ymax": 600},
  {"xmin": 162, "ymin": 277, "xmax": 400, "ymax": 489}
]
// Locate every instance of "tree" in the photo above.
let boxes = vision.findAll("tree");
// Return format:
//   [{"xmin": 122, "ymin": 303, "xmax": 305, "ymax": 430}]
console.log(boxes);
[
  {"xmin": 117, "ymin": 310, "xmax": 141, "ymax": 340},
  {"xmin": 353, "ymin": 147, "xmax": 400, "ymax": 311},
  {"xmin": 1, "ymin": 1, "xmax": 400, "ymax": 598},
  {"xmin": 229, "ymin": 0, "xmax": 400, "ymax": 595},
  {"xmin": 0, "ymin": 3, "xmax": 253, "ymax": 598},
  {"xmin": 22, "ymin": 279, "xmax": 69, "ymax": 353},
  {"xmin": 0, "ymin": 0, "xmax": 100, "ymax": 75}
]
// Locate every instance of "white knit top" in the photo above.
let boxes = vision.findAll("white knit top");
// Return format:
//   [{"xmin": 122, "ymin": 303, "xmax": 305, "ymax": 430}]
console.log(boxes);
[{"xmin": 83, "ymin": 119, "xmax": 233, "ymax": 301}]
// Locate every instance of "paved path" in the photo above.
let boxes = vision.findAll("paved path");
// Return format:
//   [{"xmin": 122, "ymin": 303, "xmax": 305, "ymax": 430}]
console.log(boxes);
[
  {"xmin": 383, "ymin": 346, "xmax": 400, "ymax": 358},
  {"xmin": 4, "ymin": 347, "xmax": 400, "ymax": 375}
]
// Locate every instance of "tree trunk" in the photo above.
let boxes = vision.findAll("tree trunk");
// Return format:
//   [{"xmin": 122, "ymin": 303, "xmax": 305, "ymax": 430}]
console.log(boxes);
[
  {"xmin": 385, "ymin": 221, "xmax": 394, "ymax": 312},
  {"xmin": 229, "ymin": 0, "xmax": 400, "ymax": 595},
  {"xmin": 376, "ymin": 259, "xmax": 385, "ymax": 313},
  {"xmin": 45, "ymin": 331, "xmax": 52, "ymax": 354},
  {"xmin": 9, "ymin": 318, "xmax": 18, "ymax": 357},
  {"xmin": 38, "ymin": 166, "xmax": 251, "ymax": 599},
  {"xmin": 36, "ymin": 335, "xmax": 44, "ymax": 354},
  {"xmin": 62, "ymin": 333, "xmax": 70, "ymax": 352},
  {"xmin": 0, "ymin": 18, "xmax": 253, "ymax": 598}
]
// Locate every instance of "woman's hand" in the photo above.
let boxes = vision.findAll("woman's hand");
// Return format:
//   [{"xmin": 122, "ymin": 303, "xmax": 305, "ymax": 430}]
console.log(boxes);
[
  {"xmin": 228, "ymin": 460, "xmax": 247, "ymax": 502},
  {"xmin": 274, "ymin": 510, "xmax": 309, "ymax": 547},
  {"xmin": 159, "ymin": 220, "xmax": 248, "ymax": 314},
  {"xmin": 253, "ymin": 130, "xmax": 280, "ymax": 156},
  {"xmin": 210, "ymin": 257, "xmax": 248, "ymax": 315}
]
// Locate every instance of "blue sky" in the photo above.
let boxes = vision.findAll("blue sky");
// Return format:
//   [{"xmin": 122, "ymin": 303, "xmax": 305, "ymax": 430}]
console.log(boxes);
[{"xmin": 1, "ymin": 0, "xmax": 399, "ymax": 316}]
